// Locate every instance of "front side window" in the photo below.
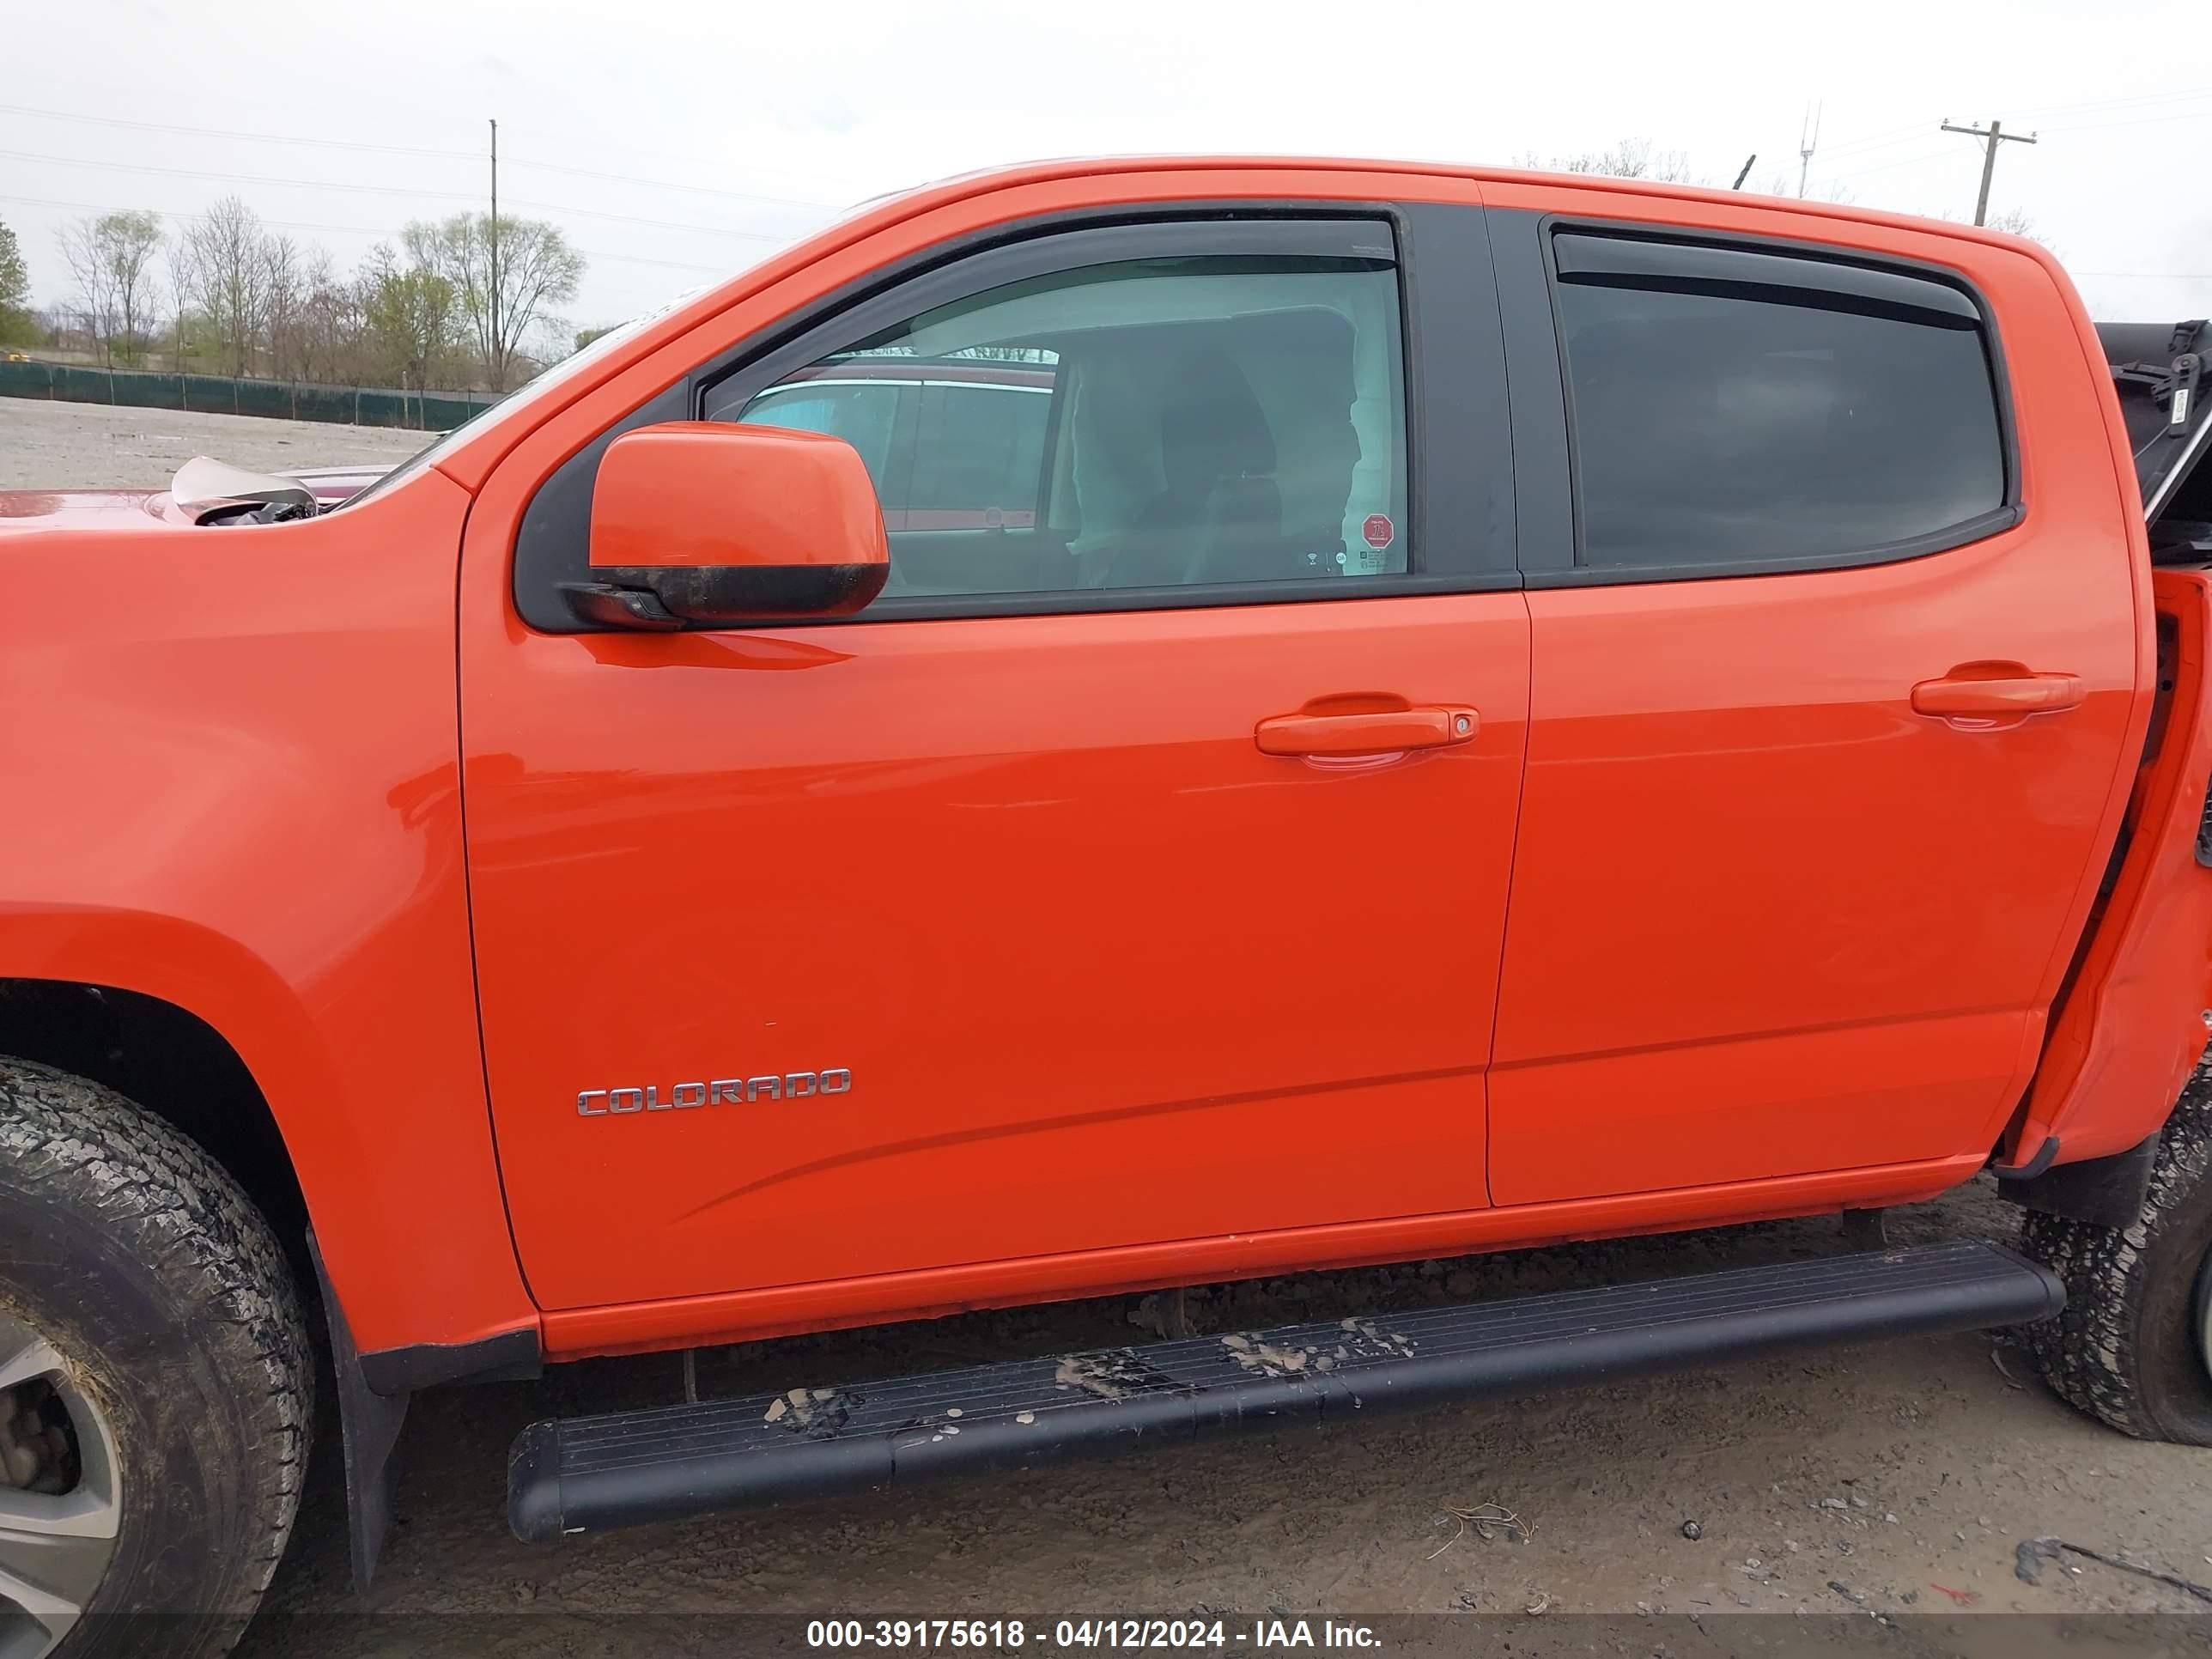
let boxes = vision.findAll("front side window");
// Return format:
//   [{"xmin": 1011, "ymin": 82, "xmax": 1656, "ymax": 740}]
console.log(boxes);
[
  {"xmin": 1553, "ymin": 237, "xmax": 2008, "ymax": 572},
  {"xmin": 711, "ymin": 253, "xmax": 1408, "ymax": 600}
]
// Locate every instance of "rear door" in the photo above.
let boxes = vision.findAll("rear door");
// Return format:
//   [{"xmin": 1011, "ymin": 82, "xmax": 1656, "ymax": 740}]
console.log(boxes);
[
  {"xmin": 1482, "ymin": 200, "xmax": 2144, "ymax": 1204},
  {"xmin": 460, "ymin": 201, "xmax": 1534, "ymax": 1312}
]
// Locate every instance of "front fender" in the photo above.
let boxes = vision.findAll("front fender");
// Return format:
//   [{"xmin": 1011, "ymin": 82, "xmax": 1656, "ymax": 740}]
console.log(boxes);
[{"xmin": 0, "ymin": 468, "xmax": 533, "ymax": 1354}]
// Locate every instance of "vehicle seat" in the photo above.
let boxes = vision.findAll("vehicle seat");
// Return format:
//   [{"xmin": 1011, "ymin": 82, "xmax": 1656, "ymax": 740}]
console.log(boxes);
[{"xmin": 1106, "ymin": 349, "xmax": 1284, "ymax": 586}]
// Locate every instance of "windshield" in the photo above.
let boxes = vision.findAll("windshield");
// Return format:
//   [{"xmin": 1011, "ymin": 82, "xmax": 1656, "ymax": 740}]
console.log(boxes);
[{"xmin": 338, "ymin": 283, "xmax": 715, "ymax": 508}]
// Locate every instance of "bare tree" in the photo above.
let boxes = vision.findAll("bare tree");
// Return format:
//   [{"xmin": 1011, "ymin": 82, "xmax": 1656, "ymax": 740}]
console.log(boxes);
[
  {"xmin": 261, "ymin": 234, "xmax": 307, "ymax": 380},
  {"xmin": 180, "ymin": 196, "xmax": 275, "ymax": 377},
  {"xmin": 287, "ymin": 249, "xmax": 361, "ymax": 385},
  {"xmin": 58, "ymin": 210, "xmax": 164, "ymax": 366},
  {"xmin": 404, "ymin": 212, "xmax": 584, "ymax": 390},
  {"xmin": 1975, "ymin": 206, "xmax": 2062, "ymax": 257},
  {"xmin": 105, "ymin": 211, "xmax": 163, "ymax": 363},
  {"xmin": 1522, "ymin": 138, "xmax": 1699, "ymax": 184},
  {"xmin": 164, "ymin": 233, "xmax": 193, "ymax": 372},
  {"xmin": 1755, "ymin": 169, "xmax": 1857, "ymax": 204},
  {"xmin": 57, "ymin": 222, "xmax": 118, "ymax": 362},
  {"xmin": 32, "ymin": 306, "xmax": 87, "ymax": 351}
]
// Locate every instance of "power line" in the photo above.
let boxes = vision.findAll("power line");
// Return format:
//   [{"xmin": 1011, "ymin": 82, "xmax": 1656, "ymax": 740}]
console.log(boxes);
[
  {"xmin": 0, "ymin": 147, "xmax": 804, "ymax": 240},
  {"xmin": 1822, "ymin": 145, "xmax": 1961, "ymax": 184},
  {"xmin": 1821, "ymin": 102, "xmax": 2207, "ymax": 193},
  {"xmin": 2001, "ymin": 84, "xmax": 2212, "ymax": 120},
  {"xmin": 0, "ymin": 100, "xmax": 476, "ymax": 159},
  {"xmin": 502, "ymin": 156, "xmax": 833, "ymax": 211},
  {"xmin": 0, "ymin": 100, "xmax": 853, "ymax": 211},
  {"xmin": 0, "ymin": 191, "xmax": 735, "ymax": 276},
  {"xmin": 1810, "ymin": 85, "xmax": 2210, "ymax": 195},
  {"xmin": 1939, "ymin": 118, "xmax": 2038, "ymax": 225},
  {"xmin": 1814, "ymin": 121, "xmax": 1929, "ymax": 162},
  {"xmin": 0, "ymin": 190, "xmax": 396, "ymax": 239},
  {"xmin": 1822, "ymin": 86, "xmax": 2211, "ymax": 154},
  {"xmin": 1816, "ymin": 127, "xmax": 1937, "ymax": 165},
  {"xmin": 501, "ymin": 194, "xmax": 805, "ymax": 239},
  {"xmin": 0, "ymin": 147, "xmax": 483, "ymax": 202},
  {"xmin": 2039, "ymin": 106, "xmax": 2212, "ymax": 135}
]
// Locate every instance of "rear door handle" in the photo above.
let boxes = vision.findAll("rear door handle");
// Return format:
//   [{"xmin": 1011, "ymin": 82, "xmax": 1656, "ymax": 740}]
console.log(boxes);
[
  {"xmin": 1911, "ymin": 665, "xmax": 2084, "ymax": 726},
  {"xmin": 1255, "ymin": 704, "xmax": 1479, "ymax": 757}
]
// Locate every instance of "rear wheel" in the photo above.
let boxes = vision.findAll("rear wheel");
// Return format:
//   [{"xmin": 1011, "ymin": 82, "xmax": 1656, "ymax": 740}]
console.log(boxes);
[
  {"xmin": 0, "ymin": 1058, "xmax": 312, "ymax": 1659},
  {"xmin": 2020, "ymin": 1065, "xmax": 2212, "ymax": 1445}
]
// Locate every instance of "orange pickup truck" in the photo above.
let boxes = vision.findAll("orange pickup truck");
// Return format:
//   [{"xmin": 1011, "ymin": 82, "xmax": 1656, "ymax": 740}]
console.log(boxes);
[{"xmin": 3, "ymin": 158, "xmax": 2209, "ymax": 1659}]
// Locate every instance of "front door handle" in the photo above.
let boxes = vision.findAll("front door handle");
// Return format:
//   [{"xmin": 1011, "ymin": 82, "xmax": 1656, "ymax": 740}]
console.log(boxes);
[
  {"xmin": 1255, "ymin": 704, "xmax": 1479, "ymax": 757},
  {"xmin": 1911, "ymin": 664, "xmax": 2084, "ymax": 727}
]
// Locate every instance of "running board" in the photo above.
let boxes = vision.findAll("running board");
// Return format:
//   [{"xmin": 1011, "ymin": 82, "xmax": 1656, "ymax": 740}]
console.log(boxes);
[{"xmin": 508, "ymin": 1240, "xmax": 2061, "ymax": 1541}]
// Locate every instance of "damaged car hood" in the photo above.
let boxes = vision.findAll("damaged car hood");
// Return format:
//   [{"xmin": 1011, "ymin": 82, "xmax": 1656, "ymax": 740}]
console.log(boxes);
[{"xmin": 0, "ymin": 456, "xmax": 396, "ymax": 532}]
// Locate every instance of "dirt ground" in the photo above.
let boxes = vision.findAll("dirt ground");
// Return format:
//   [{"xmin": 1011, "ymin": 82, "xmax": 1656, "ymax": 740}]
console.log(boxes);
[
  {"xmin": 227, "ymin": 1179, "xmax": 2212, "ymax": 1654},
  {"xmin": 7, "ymin": 401, "xmax": 2207, "ymax": 1650},
  {"xmin": 0, "ymin": 398, "xmax": 428, "ymax": 489}
]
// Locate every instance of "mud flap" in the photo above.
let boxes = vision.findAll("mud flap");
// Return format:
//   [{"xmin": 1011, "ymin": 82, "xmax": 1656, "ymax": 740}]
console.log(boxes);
[{"xmin": 307, "ymin": 1233, "xmax": 409, "ymax": 1593}]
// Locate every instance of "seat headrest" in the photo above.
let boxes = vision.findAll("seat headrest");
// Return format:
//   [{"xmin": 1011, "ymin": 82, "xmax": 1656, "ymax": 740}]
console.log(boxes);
[{"xmin": 1158, "ymin": 348, "xmax": 1276, "ymax": 493}]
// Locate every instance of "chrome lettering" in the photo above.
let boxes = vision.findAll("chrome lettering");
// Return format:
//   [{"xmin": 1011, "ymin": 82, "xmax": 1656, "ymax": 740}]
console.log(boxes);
[{"xmin": 583, "ymin": 1070, "xmax": 851, "ymax": 1117}]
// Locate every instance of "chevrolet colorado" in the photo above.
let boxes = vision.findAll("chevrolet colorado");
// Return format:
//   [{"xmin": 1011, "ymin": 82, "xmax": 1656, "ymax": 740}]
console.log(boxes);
[{"xmin": 1, "ymin": 158, "xmax": 2209, "ymax": 1659}]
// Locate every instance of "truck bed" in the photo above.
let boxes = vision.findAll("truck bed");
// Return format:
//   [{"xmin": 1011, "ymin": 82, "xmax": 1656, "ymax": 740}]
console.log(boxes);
[{"xmin": 2100, "ymin": 319, "xmax": 2209, "ymax": 554}]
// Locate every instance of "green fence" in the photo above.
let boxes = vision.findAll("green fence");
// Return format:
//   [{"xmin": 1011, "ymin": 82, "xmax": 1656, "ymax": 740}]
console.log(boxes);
[{"xmin": 0, "ymin": 360, "xmax": 502, "ymax": 430}]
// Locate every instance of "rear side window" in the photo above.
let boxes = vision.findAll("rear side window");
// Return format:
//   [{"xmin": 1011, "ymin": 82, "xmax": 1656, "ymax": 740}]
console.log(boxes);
[{"xmin": 1552, "ymin": 232, "xmax": 2008, "ymax": 574}]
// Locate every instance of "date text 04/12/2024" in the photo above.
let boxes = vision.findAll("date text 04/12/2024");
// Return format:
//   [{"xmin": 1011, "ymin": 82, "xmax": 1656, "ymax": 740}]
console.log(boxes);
[{"xmin": 804, "ymin": 1620, "xmax": 1384, "ymax": 1650}]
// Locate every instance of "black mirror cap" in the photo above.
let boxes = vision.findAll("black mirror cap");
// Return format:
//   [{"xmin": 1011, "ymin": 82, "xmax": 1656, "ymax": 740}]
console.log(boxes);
[{"xmin": 592, "ymin": 561, "xmax": 890, "ymax": 624}]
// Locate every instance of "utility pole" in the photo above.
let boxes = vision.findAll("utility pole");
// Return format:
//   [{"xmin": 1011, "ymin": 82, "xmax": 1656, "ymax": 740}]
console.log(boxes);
[
  {"xmin": 488, "ymin": 117, "xmax": 501, "ymax": 392},
  {"xmin": 1796, "ymin": 102, "xmax": 1821, "ymax": 198},
  {"xmin": 1940, "ymin": 117, "xmax": 2038, "ymax": 226}
]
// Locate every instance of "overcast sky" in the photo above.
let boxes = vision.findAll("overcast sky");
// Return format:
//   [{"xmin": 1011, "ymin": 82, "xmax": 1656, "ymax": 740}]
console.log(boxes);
[{"xmin": 8, "ymin": 0, "xmax": 2208, "ymax": 339}]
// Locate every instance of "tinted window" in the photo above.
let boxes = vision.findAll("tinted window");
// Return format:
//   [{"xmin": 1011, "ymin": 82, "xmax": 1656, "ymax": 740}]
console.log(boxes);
[
  {"xmin": 1554, "ymin": 255, "xmax": 2006, "ymax": 571},
  {"xmin": 908, "ymin": 380, "xmax": 1051, "ymax": 524},
  {"xmin": 739, "ymin": 379, "xmax": 901, "ymax": 481},
  {"xmin": 717, "ymin": 255, "xmax": 1407, "ymax": 600}
]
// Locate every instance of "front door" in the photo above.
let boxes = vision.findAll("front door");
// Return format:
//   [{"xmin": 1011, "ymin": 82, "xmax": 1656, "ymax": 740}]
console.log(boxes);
[{"xmin": 461, "ymin": 204, "xmax": 1533, "ymax": 1312}]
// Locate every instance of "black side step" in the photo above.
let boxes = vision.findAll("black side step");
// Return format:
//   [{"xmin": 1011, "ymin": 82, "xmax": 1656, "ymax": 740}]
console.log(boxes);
[{"xmin": 509, "ymin": 1240, "xmax": 2060, "ymax": 1541}]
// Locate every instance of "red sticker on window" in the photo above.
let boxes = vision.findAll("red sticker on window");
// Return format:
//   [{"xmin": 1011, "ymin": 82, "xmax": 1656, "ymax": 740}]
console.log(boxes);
[{"xmin": 1362, "ymin": 513, "xmax": 1395, "ymax": 550}]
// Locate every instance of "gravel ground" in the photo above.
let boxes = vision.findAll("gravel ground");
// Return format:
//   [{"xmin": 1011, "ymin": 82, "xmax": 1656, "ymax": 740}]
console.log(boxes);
[
  {"xmin": 8, "ymin": 400, "xmax": 2208, "ymax": 1650},
  {"xmin": 0, "ymin": 397, "xmax": 430, "ymax": 489}
]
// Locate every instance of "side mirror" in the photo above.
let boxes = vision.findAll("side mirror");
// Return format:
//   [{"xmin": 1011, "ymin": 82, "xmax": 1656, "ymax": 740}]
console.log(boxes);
[{"xmin": 565, "ymin": 422, "xmax": 890, "ymax": 630}]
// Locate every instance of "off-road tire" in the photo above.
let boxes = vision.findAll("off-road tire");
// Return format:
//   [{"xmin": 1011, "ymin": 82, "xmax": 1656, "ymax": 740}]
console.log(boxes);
[
  {"xmin": 0, "ymin": 1057, "xmax": 312, "ymax": 1657},
  {"xmin": 2020, "ymin": 1063, "xmax": 2212, "ymax": 1444}
]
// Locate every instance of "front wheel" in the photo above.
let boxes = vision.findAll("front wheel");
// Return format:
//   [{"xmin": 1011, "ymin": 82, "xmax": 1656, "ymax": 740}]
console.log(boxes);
[
  {"xmin": 2020, "ymin": 1065, "xmax": 2212, "ymax": 1444},
  {"xmin": 0, "ymin": 1058, "xmax": 313, "ymax": 1659}
]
